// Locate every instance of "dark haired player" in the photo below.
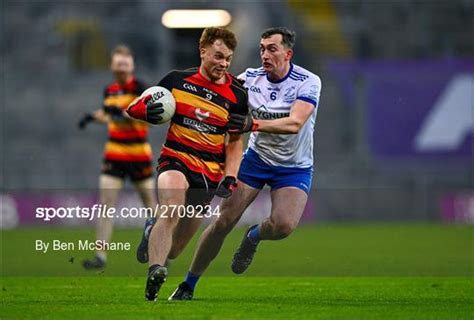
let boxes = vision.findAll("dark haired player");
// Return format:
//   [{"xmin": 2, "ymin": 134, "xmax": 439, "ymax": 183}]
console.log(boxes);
[{"xmin": 126, "ymin": 27, "xmax": 248, "ymax": 301}]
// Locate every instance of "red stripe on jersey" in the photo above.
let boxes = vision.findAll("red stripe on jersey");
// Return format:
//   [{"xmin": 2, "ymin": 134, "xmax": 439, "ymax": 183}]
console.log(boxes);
[
  {"xmin": 106, "ymin": 76, "xmax": 139, "ymax": 94},
  {"xmin": 104, "ymin": 153, "xmax": 152, "ymax": 162},
  {"xmin": 109, "ymin": 129, "xmax": 148, "ymax": 140}
]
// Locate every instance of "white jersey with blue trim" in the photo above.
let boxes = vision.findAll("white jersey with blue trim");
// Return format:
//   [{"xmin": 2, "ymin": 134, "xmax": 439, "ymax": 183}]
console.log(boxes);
[{"xmin": 238, "ymin": 63, "xmax": 322, "ymax": 168}]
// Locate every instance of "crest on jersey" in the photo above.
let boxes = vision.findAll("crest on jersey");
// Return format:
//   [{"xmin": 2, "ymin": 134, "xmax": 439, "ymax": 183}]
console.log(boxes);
[
  {"xmin": 195, "ymin": 108, "xmax": 210, "ymax": 121},
  {"xmin": 283, "ymin": 86, "xmax": 297, "ymax": 103}
]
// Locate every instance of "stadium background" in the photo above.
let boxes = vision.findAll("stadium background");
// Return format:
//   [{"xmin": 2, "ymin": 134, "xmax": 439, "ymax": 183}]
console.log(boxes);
[{"xmin": 1, "ymin": 1, "xmax": 473, "ymax": 319}]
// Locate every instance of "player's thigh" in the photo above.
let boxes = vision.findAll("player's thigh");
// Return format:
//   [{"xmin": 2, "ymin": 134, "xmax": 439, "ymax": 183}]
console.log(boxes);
[
  {"xmin": 133, "ymin": 177, "xmax": 156, "ymax": 208},
  {"xmin": 269, "ymin": 187, "xmax": 308, "ymax": 228},
  {"xmin": 216, "ymin": 181, "xmax": 261, "ymax": 229},
  {"xmin": 99, "ymin": 174, "xmax": 124, "ymax": 205}
]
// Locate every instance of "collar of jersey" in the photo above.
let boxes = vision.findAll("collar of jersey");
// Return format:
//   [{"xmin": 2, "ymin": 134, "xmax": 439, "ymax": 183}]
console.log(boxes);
[
  {"xmin": 197, "ymin": 67, "xmax": 231, "ymax": 86},
  {"xmin": 113, "ymin": 76, "xmax": 136, "ymax": 89},
  {"xmin": 266, "ymin": 62, "xmax": 293, "ymax": 84}
]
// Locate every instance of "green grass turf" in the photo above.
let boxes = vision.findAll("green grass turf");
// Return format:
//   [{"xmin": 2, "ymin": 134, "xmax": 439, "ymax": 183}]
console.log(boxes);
[
  {"xmin": 2, "ymin": 276, "xmax": 473, "ymax": 320},
  {"xmin": 1, "ymin": 224, "xmax": 473, "ymax": 319}
]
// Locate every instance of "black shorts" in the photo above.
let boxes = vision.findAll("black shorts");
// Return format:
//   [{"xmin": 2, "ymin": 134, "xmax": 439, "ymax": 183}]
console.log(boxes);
[
  {"xmin": 102, "ymin": 159, "xmax": 153, "ymax": 181},
  {"xmin": 157, "ymin": 157, "xmax": 219, "ymax": 206}
]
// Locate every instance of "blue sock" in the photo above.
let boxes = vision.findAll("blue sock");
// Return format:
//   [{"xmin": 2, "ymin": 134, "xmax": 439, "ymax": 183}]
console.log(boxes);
[
  {"xmin": 184, "ymin": 271, "xmax": 200, "ymax": 290},
  {"xmin": 247, "ymin": 225, "xmax": 261, "ymax": 244}
]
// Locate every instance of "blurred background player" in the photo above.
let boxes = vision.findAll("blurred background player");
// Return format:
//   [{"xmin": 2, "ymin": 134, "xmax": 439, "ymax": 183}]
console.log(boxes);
[
  {"xmin": 78, "ymin": 45, "xmax": 155, "ymax": 269},
  {"xmin": 169, "ymin": 27, "xmax": 322, "ymax": 300},
  {"xmin": 126, "ymin": 27, "xmax": 248, "ymax": 301}
]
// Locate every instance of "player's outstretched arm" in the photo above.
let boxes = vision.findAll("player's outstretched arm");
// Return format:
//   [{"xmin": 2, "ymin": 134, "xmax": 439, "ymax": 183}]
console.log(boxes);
[
  {"xmin": 256, "ymin": 100, "xmax": 314, "ymax": 134},
  {"xmin": 93, "ymin": 109, "xmax": 113, "ymax": 123},
  {"xmin": 227, "ymin": 100, "xmax": 314, "ymax": 134},
  {"xmin": 78, "ymin": 109, "xmax": 110, "ymax": 130},
  {"xmin": 103, "ymin": 105, "xmax": 129, "ymax": 121},
  {"xmin": 215, "ymin": 133, "xmax": 243, "ymax": 198}
]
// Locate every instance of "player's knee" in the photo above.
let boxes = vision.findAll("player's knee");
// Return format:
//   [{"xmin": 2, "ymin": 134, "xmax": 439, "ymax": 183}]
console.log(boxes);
[
  {"xmin": 139, "ymin": 191, "xmax": 155, "ymax": 208},
  {"xmin": 213, "ymin": 216, "xmax": 236, "ymax": 236},
  {"xmin": 164, "ymin": 216, "xmax": 180, "ymax": 229},
  {"xmin": 219, "ymin": 198, "xmax": 233, "ymax": 215},
  {"xmin": 154, "ymin": 215, "xmax": 179, "ymax": 233},
  {"xmin": 273, "ymin": 221, "xmax": 296, "ymax": 239}
]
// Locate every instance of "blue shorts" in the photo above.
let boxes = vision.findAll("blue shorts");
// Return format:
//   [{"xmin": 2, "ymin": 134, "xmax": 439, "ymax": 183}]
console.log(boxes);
[{"xmin": 237, "ymin": 148, "xmax": 313, "ymax": 194}]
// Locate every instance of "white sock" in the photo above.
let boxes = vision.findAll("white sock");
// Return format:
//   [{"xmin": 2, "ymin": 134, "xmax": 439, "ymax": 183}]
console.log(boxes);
[{"xmin": 96, "ymin": 251, "xmax": 107, "ymax": 262}]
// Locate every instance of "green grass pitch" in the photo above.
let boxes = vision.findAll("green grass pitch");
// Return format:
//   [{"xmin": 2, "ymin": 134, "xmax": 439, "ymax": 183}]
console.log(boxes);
[{"xmin": 1, "ymin": 224, "xmax": 473, "ymax": 319}]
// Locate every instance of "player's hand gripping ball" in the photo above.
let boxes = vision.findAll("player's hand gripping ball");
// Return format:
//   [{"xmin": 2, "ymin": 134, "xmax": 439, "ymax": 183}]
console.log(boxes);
[{"xmin": 127, "ymin": 86, "xmax": 176, "ymax": 125}]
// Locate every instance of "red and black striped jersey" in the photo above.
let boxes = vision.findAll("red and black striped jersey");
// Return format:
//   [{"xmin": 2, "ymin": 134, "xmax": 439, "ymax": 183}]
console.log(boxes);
[
  {"xmin": 102, "ymin": 77, "xmax": 153, "ymax": 162},
  {"xmin": 157, "ymin": 67, "xmax": 248, "ymax": 182}
]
